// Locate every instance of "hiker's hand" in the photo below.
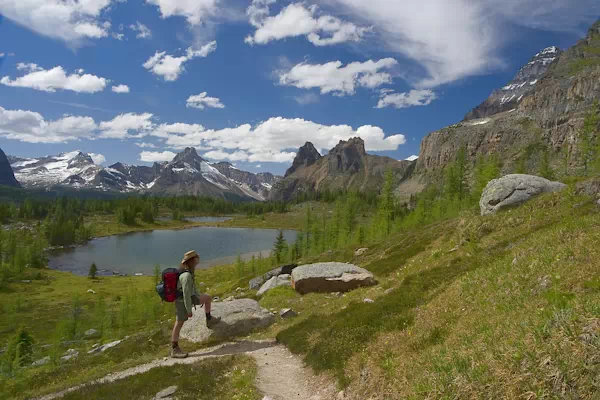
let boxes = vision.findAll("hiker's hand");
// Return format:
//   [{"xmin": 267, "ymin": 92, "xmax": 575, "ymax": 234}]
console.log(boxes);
[{"xmin": 188, "ymin": 313, "xmax": 193, "ymax": 318}]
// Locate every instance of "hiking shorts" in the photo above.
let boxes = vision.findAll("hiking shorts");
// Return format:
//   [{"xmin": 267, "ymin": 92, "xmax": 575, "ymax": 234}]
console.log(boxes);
[{"xmin": 175, "ymin": 299, "xmax": 189, "ymax": 322}]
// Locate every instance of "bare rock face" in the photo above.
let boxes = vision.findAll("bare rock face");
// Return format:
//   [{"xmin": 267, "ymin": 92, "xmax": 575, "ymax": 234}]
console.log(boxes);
[
  {"xmin": 285, "ymin": 142, "xmax": 322, "ymax": 178},
  {"xmin": 0, "ymin": 148, "xmax": 22, "ymax": 188},
  {"xmin": 291, "ymin": 262, "xmax": 377, "ymax": 294},
  {"xmin": 480, "ymin": 174, "xmax": 567, "ymax": 215},
  {"xmin": 465, "ymin": 46, "xmax": 562, "ymax": 121},
  {"xmin": 180, "ymin": 299, "xmax": 275, "ymax": 343},
  {"xmin": 257, "ymin": 274, "xmax": 292, "ymax": 296}
]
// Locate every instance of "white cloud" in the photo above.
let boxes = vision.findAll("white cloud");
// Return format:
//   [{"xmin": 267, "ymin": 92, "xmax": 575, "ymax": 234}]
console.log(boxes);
[
  {"xmin": 0, "ymin": 53, "xmax": 4, "ymax": 58},
  {"xmin": 0, "ymin": 106, "xmax": 97, "ymax": 143},
  {"xmin": 1, "ymin": 66, "xmax": 107, "ymax": 93},
  {"xmin": 279, "ymin": 58, "xmax": 397, "ymax": 96},
  {"xmin": 112, "ymin": 84, "xmax": 130, "ymax": 93},
  {"xmin": 186, "ymin": 92, "xmax": 225, "ymax": 110},
  {"xmin": 143, "ymin": 41, "xmax": 217, "ymax": 81},
  {"xmin": 129, "ymin": 22, "xmax": 152, "ymax": 39},
  {"xmin": 246, "ymin": 2, "xmax": 369, "ymax": 46},
  {"xmin": 0, "ymin": 0, "xmax": 113, "ymax": 46},
  {"xmin": 405, "ymin": 155, "xmax": 419, "ymax": 161},
  {"xmin": 376, "ymin": 89, "xmax": 437, "ymax": 109},
  {"xmin": 135, "ymin": 142, "xmax": 157, "ymax": 148},
  {"xmin": 329, "ymin": 0, "xmax": 599, "ymax": 88},
  {"xmin": 255, "ymin": 164, "xmax": 262, "ymax": 168},
  {"xmin": 155, "ymin": 116, "xmax": 406, "ymax": 162},
  {"xmin": 99, "ymin": 113, "xmax": 154, "ymax": 139},
  {"xmin": 139, "ymin": 150, "xmax": 177, "ymax": 162},
  {"xmin": 89, "ymin": 153, "xmax": 106, "ymax": 164},
  {"xmin": 112, "ymin": 32, "xmax": 125, "ymax": 40},
  {"xmin": 146, "ymin": 0, "xmax": 218, "ymax": 25}
]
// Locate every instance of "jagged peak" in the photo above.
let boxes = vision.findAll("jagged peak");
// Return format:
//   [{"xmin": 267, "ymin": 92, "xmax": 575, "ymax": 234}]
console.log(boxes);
[
  {"xmin": 171, "ymin": 147, "xmax": 204, "ymax": 165},
  {"xmin": 330, "ymin": 137, "xmax": 366, "ymax": 156},
  {"xmin": 285, "ymin": 142, "xmax": 322, "ymax": 177}
]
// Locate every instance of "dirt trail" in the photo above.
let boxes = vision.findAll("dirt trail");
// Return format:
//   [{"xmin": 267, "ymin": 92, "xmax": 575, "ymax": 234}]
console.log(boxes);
[{"xmin": 35, "ymin": 341, "xmax": 339, "ymax": 400}]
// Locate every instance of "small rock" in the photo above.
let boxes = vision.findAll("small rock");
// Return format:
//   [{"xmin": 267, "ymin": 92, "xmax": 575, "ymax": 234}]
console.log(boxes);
[
  {"xmin": 354, "ymin": 248, "xmax": 368, "ymax": 256},
  {"xmin": 84, "ymin": 329, "xmax": 99, "ymax": 337},
  {"xmin": 279, "ymin": 308, "xmax": 297, "ymax": 319},
  {"xmin": 223, "ymin": 296, "xmax": 235, "ymax": 302},
  {"xmin": 336, "ymin": 391, "xmax": 346, "ymax": 400},
  {"xmin": 447, "ymin": 246, "xmax": 459, "ymax": 253},
  {"xmin": 384, "ymin": 288, "xmax": 395, "ymax": 295},
  {"xmin": 235, "ymin": 287, "xmax": 243, "ymax": 292},
  {"xmin": 20, "ymin": 280, "xmax": 32, "ymax": 283},
  {"xmin": 87, "ymin": 289, "xmax": 96, "ymax": 294},
  {"xmin": 213, "ymin": 296, "xmax": 220, "ymax": 302},
  {"xmin": 512, "ymin": 257, "xmax": 518, "ymax": 266},
  {"xmin": 32, "ymin": 356, "xmax": 51, "ymax": 366},
  {"xmin": 135, "ymin": 273, "xmax": 143, "ymax": 276},
  {"xmin": 363, "ymin": 298, "xmax": 375, "ymax": 304},
  {"xmin": 257, "ymin": 274, "xmax": 292, "ymax": 296},
  {"xmin": 88, "ymin": 339, "xmax": 123, "ymax": 354},
  {"xmin": 154, "ymin": 386, "xmax": 178, "ymax": 399},
  {"xmin": 597, "ymin": 199, "xmax": 600, "ymax": 208},
  {"xmin": 61, "ymin": 349, "xmax": 79, "ymax": 361}
]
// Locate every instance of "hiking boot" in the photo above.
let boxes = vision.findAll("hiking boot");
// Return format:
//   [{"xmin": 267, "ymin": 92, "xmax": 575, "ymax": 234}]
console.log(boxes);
[
  {"xmin": 170, "ymin": 346, "xmax": 188, "ymax": 359},
  {"xmin": 206, "ymin": 316, "xmax": 221, "ymax": 329}
]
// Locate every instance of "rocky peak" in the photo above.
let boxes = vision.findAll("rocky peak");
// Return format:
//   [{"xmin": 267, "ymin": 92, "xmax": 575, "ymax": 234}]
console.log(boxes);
[
  {"xmin": 0, "ymin": 148, "xmax": 21, "ymax": 188},
  {"xmin": 67, "ymin": 151, "xmax": 94, "ymax": 169},
  {"xmin": 285, "ymin": 142, "xmax": 322, "ymax": 177},
  {"xmin": 171, "ymin": 147, "xmax": 202, "ymax": 165},
  {"xmin": 327, "ymin": 137, "xmax": 366, "ymax": 174},
  {"xmin": 465, "ymin": 46, "xmax": 562, "ymax": 121}
]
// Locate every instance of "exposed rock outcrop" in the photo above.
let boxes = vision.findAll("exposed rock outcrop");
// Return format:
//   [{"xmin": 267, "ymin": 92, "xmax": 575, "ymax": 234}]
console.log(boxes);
[
  {"xmin": 285, "ymin": 142, "xmax": 322, "ymax": 177},
  {"xmin": 212, "ymin": 162, "xmax": 281, "ymax": 200},
  {"xmin": 249, "ymin": 264, "xmax": 298, "ymax": 290},
  {"xmin": 0, "ymin": 148, "xmax": 22, "ymax": 188},
  {"xmin": 180, "ymin": 299, "xmax": 275, "ymax": 343},
  {"xmin": 291, "ymin": 262, "xmax": 377, "ymax": 294},
  {"xmin": 479, "ymin": 174, "xmax": 567, "ymax": 215},
  {"xmin": 271, "ymin": 138, "xmax": 414, "ymax": 201},
  {"xmin": 257, "ymin": 274, "xmax": 292, "ymax": 296}
]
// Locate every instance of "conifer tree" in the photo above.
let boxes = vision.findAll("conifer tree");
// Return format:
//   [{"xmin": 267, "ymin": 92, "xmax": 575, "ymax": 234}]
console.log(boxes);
[{"xmin": 88, "ymin": 263, "xmax": 98, "ymax": 280}]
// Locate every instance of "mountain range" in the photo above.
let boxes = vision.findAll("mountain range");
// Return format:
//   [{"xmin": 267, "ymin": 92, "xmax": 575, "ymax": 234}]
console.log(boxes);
[
  {"xmin": 2, "ymin": 20, "xmax": 599, "ymax": 202},
  {"xmin": 8, "ymin": 148, "xmax": 280, "ymax": 201}
]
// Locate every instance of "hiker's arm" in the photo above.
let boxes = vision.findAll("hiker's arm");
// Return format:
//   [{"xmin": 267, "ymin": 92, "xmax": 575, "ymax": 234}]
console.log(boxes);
[{"xmin": 182, "ymin": 273, "xmax": 194, "ymax": 315}]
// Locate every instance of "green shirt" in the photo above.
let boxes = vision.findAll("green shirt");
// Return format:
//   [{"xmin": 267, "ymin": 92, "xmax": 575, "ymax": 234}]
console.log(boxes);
[{"xmin": 176, "ymin": 270, "xmax": 198, "ymax": 314}]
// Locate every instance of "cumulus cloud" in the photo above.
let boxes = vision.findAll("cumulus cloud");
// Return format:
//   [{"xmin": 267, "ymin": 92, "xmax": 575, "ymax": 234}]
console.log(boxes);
[
  {"xmin": 0, "ymin": 106, "xmax": 97, "ymax": 143},
  {"xmin": 146, "ymin": 0, "xmax": 218, "ymax": 25},
  {"xmin": 376, "ymin": 89, "xmax": 437, "ymax": 109},
  {"xmin": 246, "ymin": 1, "xmax": 369, "ymax": 46},
  {"xmin": 1, "ymin": 65, "xmax": 107, "ymax": 93},
  {"xmin": 155, "ymin": 116, "xmax": 406, "ymax": 162},
  {"xmin": 186, "ymin": 92, "xmax": 225, "ymax": 110},
  {"xmin": 129, "ymin": 22, "xmax": 152, "ymax": 39},
  {"xmin": 89, "ymin": 153, "xmax": 106, "ymax": 164},
  {"xmin": 0, "ymin": 0, "xmax": 113, "ymax": 45},
  {"xmin": 139, "ymin": 150, "xmax": 177, "ymax": 162},
  {"xmin": 293, "ymin": 93, "xmax": 320, "ymax": 105},
  {"xmin": 112, "ymin": 84, "xmax": 130, "ymax": 93},
  {"xmin": 143, "ymin": 41, "xmax": 217, "ymax": 81},
  {"xmin": 99, "ymin": 113, "xmax": 154, "ymax": 139},
  {"xmin": 279, "ymin": 58, "xmax": 397, "ymax": 96}
]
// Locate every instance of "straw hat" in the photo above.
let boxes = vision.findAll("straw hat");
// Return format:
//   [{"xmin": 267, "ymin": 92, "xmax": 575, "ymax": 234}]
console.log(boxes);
[{"xmin": 181, "ymin": 250, "xmax": 199, "ymax": 265}]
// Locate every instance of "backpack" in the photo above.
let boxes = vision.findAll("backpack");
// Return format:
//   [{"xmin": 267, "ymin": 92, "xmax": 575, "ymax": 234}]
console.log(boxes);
[{"xmin": 156, "ymin": 268, "xmax": 189, "ymax": 302}]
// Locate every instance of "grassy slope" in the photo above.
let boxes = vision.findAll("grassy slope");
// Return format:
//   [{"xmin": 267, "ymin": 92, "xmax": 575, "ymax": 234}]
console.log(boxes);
[
  {"xmin": 268, "ymin": 191, "xmax": 600, "ymax": 398},
  {"xmin": 2, "ymin": 192, "xmax": 598, "ymax": 399}
]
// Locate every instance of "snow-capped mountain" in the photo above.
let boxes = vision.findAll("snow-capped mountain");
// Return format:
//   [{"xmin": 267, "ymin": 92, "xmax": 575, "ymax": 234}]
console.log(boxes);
[
  {"xmin": 9, "ymin": 148, "xmax": 277, "ymax": 200},
  {"xmin": 212, "ymin": 162, "xmax": 281, "ymax": 201},
  {"xmin": 465, "ymin": 46, "xmax": 563, "ymax": 121}
]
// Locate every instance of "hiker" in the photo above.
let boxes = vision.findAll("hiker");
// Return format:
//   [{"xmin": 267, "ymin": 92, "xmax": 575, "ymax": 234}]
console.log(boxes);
[{"xmin": 171, "ymin": 250, "xmax": 220, "ymax": 359}]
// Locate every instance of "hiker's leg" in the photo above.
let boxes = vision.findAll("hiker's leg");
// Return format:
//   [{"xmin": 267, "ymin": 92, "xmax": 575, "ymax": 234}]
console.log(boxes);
[
  {"xmin": 171, "ymin": 320, "xmax": 185, "ymax": 343},
  {"xmin": 198, "ymin": 294, "xmax": 212, "ymax": 314}
]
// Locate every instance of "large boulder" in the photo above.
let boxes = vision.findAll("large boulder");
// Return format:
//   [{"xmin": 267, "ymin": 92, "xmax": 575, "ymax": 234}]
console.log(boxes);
[
  {"xmin": 257, "ymin": 274, "xmax": 292, "ymax": 296},
  {"xmin": 249, "ymin": 264, "xmax": 297, "ymax": 290},
  {"xmin": 480, "ymin": 174, "xmax": 567, "ymax": 216},
  {"xmin": 180, "ymin": 299, "xmax": 275, "ymax": 343},
  {"xmin": 291, "ymin": 262, "xmax": 377, "ymax": 294}
]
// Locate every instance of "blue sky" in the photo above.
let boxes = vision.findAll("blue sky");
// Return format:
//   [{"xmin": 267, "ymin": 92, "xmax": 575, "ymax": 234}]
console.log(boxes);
[{"xmin": 0, "ymin": 0, "xmax": 597, "ymax": 175}]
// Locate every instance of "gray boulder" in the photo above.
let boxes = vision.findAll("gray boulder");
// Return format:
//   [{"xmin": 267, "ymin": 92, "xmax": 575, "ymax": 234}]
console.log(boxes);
[
  {"xmin": 84, "ymin": 329, "xmax": 99, "ymax": 338},
  {"xmin": 180, "ymin": 299, "xmax": 275, "ymax": 343},
  {"xmin": 257, "ymin": 274, "xmax": 292, "ymax": 296},
  {"xmin": 480, "ymin": 174, "xmax": 567, "ymax": 216},
  {"xmin": 249, "ymin": 264, "xmax": 298, "ymax": 290},
  {"xmin": 279, "ymin": 308, "xmax": 297, "ymax": 319},
  {"xmin": 32, "ymin": 356, "xmax": 51, "ymax": 366},
  {"xmin": 291, "ymin": 262, "xmax": 377, "ymax": 294}
]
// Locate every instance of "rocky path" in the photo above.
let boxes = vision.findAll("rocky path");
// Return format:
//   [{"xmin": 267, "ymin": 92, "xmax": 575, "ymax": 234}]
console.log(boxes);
[{"xmin": 35, "ymin": 341, "xmax": 339, "ymax": 400}]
